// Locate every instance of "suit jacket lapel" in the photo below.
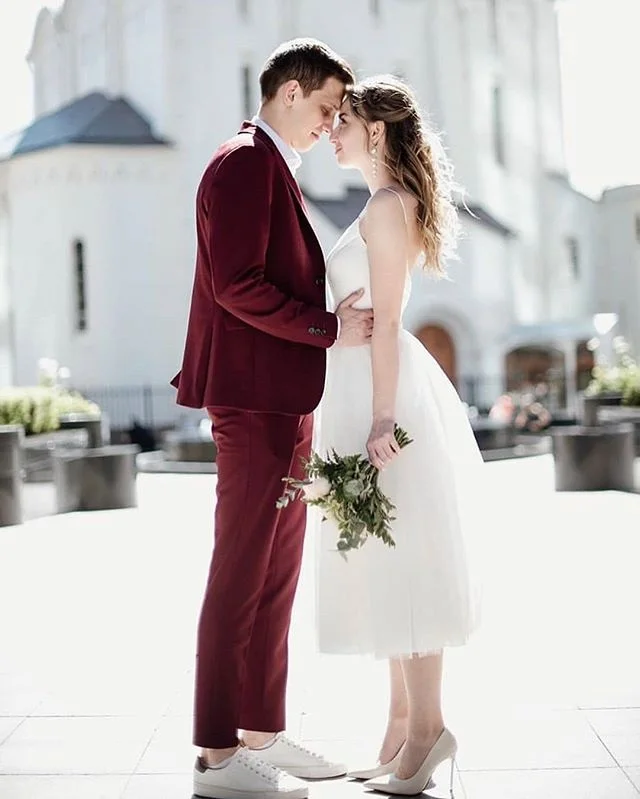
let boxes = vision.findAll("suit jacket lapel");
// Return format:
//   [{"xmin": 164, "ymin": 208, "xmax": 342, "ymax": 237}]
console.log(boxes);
[{"xmin": 241, "ymin": 124, "xmax": 322, "ymax": 259}]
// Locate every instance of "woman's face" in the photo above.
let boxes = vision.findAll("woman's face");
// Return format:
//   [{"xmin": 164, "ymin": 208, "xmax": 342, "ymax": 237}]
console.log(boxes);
[{"xmin": 329, "ymin": 99, "xmax": 371, "ymax": 170}]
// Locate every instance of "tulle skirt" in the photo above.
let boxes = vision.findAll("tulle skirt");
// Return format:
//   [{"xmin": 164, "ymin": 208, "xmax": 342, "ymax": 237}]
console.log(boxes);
[{"xmin": 314, "ymin": 330, "xmax": 484, "ymax": 659}]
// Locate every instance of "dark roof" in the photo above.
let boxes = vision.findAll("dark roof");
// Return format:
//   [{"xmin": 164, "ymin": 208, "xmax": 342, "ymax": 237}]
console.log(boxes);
[
  {"xmin": 303, "ymin": 186, "xmax": 369, "ymax": 228},
  {"xmin": 2, "ymin": 92, "xmax": 169, "ymax": 160},
  {"xmin": 460, "ymin": 203, "xmax": 514, "ymax": 237},
  {"xmin": 305, "ymin": 185, "xmax": 515, "ymax": 239}
]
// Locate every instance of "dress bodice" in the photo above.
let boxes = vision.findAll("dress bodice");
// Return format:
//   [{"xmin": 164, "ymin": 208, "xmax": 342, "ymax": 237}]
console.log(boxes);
[{"xmin": 325, "ymin": 215, "xmax": 412, "ymax": 314}]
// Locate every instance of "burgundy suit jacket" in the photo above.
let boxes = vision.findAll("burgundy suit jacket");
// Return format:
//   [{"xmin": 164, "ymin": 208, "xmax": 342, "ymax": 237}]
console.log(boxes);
[{"xmin": 170, "ymin": 123, "xmax": 339, "ymax": 415}]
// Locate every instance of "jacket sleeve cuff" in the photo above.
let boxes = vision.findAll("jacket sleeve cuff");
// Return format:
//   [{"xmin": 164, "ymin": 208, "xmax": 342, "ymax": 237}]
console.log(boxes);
[{"xmin": 306, "ymin": 312, "xmax": 339, "ymax": 347}]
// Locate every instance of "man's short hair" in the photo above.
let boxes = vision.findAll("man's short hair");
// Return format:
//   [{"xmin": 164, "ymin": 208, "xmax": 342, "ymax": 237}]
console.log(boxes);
[{"xmin": 260, "ymin": 38, "xmax": 354, "ymax": 101}]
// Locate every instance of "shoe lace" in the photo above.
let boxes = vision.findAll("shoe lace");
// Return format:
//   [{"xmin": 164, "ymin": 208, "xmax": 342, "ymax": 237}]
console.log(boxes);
[
  {"xmin": 238, "ymin": 749, "xmax": 283, "ymax": 786},
  {"xmin": 279, "ymin": 734, "xmax": 327, "ymax": 762}
]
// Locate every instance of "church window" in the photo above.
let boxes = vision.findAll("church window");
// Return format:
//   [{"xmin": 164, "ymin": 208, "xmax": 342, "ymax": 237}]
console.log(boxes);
[
  {"xmin": 566, "ymin": 236, "xmax": 580, "ymax": 278},
  {"xmin": 73, "ymin": 239, "xmax": 88, "ymax": 332},
  {"xmin": 489, "ymin": 0, "xmax": 499, "ymax": 49},
  {"xmin": 241, "ymin": 65, "xmax": 253, "ymax": 119},
  {"xmin": 492, "ymin": 84, "xmax": 505, "ymax": 166}
]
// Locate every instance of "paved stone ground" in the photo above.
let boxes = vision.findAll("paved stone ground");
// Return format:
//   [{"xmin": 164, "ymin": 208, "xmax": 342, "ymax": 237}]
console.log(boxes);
[{"xmin": 1, "ymin": 454, "xmax": 639, "ymax": 798}]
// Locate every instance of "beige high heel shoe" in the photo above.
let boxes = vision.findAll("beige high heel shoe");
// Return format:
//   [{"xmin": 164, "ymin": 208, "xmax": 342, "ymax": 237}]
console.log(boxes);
[
  {"xmin": 364, "ymin": 728, "xmax": 457, "ymax": 796},
  {"xmin": 347, "ymin": 741, "xmax": 405, "ymax": 780}
]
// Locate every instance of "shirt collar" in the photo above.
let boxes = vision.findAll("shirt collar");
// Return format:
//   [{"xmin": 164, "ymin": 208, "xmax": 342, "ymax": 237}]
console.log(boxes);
[{"xmin": 252, "ymin": 115, "xmax": 302, "ymax": 176}]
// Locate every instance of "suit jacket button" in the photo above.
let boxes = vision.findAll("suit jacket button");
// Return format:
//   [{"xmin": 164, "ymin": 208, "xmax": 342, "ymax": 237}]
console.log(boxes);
[
  {"xmin": 308, "ymin": 326, "xmax": 315, "ymax": 334},
  {"xmin": 321, "ymin": 329, "xmax": 327, "ymax": 335},
  {"xmin": 315, "ymin": 278, "xmax": 325, "ymax": 286}
]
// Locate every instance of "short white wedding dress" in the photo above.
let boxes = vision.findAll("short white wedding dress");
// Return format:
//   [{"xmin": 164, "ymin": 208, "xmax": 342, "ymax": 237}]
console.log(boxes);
[{"xmin": 315, "ymin": 189, "xmax": 483, "ymax": 659}]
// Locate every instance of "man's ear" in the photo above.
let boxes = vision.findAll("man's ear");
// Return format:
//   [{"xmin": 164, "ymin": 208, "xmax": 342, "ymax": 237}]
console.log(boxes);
[{"xmin": 281, "ymin": 80, "xmax": 300, "ymax": 107}]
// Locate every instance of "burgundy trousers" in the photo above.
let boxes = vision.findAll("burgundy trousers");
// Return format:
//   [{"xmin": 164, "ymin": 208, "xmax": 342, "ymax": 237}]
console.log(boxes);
[{"xmin": 193, "ymin": 407, "xmax": 312, "ymax": 748}]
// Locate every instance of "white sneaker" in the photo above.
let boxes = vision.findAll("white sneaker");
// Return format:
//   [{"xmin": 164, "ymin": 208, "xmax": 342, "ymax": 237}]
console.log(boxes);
[
  {"xmin": 193, "ymin": 748, "xmax": 309, "ymax": 799},
  {"xmin": 249, "ymin": 733, "xmax": 347, "ymax": 779}
]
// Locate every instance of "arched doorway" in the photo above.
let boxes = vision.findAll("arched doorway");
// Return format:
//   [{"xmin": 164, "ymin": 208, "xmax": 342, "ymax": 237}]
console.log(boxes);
[
  {"xmin": 416, "ymin": 324, "xmax": 457, "ymax": 385},
  {"xmin": 505, "ymin": 345, "xmax": 566, "ymax": 407}
]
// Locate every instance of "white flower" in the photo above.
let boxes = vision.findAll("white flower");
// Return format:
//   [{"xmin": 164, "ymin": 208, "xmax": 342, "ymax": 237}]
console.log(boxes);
[
  {"xmin": 344, "ymin": 479, "xmax": 364, "ymax": 497},
  {"xmin": 302, "ymin": 476, "xmax": 332, "ymax": 500},
  {"xmin": 613, "ymin": 336, "xmax": 630, "ymax": 355}
]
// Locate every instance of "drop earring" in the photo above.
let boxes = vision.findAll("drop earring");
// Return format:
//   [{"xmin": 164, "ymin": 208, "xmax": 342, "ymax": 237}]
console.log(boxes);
[{"xmin": 370, "ymin": 144, "xmax": 378, "ymax": 178}]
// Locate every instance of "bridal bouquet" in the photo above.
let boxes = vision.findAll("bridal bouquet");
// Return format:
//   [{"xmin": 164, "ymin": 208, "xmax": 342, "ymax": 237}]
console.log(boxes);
[{"xmin": 276, "ymin": 425, "xmax": 413, "ymax": 556}]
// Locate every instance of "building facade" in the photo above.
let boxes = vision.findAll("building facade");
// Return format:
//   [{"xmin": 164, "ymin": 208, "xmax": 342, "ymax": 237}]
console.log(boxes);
[{"xmin": 0, "ymin": 0, "xmax": 637, "ymax": 425}]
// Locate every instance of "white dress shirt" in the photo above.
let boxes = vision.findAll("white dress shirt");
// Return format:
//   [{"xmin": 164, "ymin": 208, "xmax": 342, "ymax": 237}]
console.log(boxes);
[{"xmin": 251, "ymin": 116, "xmax": 301, "ymax": 176}]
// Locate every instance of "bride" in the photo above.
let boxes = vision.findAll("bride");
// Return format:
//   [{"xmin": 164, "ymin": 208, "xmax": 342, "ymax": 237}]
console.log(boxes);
[{"xmin": 316, "ymin": 75, "xmax": 484, "ymax": 796}]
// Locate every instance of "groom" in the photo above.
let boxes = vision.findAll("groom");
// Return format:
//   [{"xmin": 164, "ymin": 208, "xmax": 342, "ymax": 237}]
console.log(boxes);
[{"xmin": 171, "ymin": 39, "xmax": 373, "ymax": 798}]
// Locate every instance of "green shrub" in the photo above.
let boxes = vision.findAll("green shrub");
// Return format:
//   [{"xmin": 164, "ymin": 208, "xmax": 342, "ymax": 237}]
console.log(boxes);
[
  {"xmin": 0, "ymin": 387, "xmax": 100, "ymax": 435},
  {"xmin": 586, "ymin": 337, "xmax": 640, "ymax": 407}
]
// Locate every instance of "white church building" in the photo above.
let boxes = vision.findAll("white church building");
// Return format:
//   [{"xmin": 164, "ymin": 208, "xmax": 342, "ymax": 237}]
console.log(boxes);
[{"xmin": 0, "ymin": 0, "xmax": 638, "ymax": 427}]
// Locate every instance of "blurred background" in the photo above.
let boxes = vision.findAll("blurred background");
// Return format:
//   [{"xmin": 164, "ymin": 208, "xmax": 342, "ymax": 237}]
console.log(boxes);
[
  {"xmin": 1, "ymin": 7, "xmax": 640, "ymax": 798},
  {"xmin": 1, "ymin": 0, "xmax": 639, "ymax": 438}
]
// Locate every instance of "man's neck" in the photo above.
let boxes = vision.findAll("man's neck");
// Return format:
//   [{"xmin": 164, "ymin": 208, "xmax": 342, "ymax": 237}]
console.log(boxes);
[{"xmin": 256, "ymin": 106, "xmax": 294, "ymax": 149}]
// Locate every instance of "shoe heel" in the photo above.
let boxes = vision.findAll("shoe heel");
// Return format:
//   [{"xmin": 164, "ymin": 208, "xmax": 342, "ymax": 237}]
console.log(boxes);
[{"xmin": 449, "ymin": 756, "xmax": 456, "ymax": 798}]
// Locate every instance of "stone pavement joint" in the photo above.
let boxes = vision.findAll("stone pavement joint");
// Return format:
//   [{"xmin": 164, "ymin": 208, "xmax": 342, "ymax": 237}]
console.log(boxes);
[{"xmin": 1, "ymin": 455, "xmax": 639, "ymax": 798}]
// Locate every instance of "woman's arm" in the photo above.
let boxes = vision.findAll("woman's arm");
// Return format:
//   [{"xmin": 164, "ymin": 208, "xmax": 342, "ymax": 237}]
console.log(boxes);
[{"xmin": 362, "ymin": 190, "xmax": 410, "ymax": 469}]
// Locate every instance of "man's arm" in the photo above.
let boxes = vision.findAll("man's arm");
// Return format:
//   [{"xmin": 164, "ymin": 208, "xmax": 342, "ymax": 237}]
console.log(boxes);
[{"xmin": 205, "ymin": 144, "xmax": 338, "ymax": 348}]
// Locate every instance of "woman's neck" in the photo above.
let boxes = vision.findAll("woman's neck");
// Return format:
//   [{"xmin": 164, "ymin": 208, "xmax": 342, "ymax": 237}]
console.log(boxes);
[{"xmin": 364, "ymin": 164, "xmax": 398, "ymax": 195}]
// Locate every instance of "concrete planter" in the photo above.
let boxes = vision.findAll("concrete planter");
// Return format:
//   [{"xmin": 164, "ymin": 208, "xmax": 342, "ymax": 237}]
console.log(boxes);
[
  {"xmin": 551, "ymin": 423, "xmax": 635, "ymax": 492},
  {"xmin": 0, "ymin": 425, "xmax": 24, "ymax": 526},
  {"xmin": 22, "ymin": 429, "xmax": 87, "ymax": 483},
  {"xmin": 581, "ymin": 393, "xmax": 623, "ymax": 426},
  {"xmin": 471, "ymin": 418, "xmax": 515, "ymax": 451},
  {"xmin": 163, "ymin": 430, "xmax": 217, "ymax": 463},
  {"xmin": 53, "ymin": 445, "xmax": 140, "ymax": 512},
  {"xmin": 58, "ymin": 413, "xmax": 106, "ymax": 448},
  {"xmin": 597, "ymin": 406, "xmax": 640, "ymax": 455}
]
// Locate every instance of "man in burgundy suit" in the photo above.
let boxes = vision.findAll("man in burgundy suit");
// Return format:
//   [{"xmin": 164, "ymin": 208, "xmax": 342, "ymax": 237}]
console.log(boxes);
[{"xmin": 171, "ymin": 40, "xmax": 373, "ymax": 799}]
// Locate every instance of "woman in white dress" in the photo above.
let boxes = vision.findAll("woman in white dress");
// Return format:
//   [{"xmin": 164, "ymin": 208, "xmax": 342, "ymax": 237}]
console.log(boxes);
[{"xmin": 316, "ymin": 76, "xmax": 484, "ymax": 796}]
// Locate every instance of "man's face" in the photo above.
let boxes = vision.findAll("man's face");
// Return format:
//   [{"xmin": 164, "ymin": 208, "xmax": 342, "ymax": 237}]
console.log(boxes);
[{"xmin": 286, "ymin": 77, "xmax": 346, "ymax": 152}]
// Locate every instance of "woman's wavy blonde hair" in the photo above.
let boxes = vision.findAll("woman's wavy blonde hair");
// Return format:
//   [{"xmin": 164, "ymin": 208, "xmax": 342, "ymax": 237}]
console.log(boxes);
[{"xmin": 348, "ymin": 75, "xmax": 461, "ymax": 275}]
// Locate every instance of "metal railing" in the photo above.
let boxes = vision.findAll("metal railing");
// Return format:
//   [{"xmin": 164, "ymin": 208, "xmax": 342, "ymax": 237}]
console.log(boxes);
[
  {"xmin": 71, "ymin": 373, "xmax": 571, "ymax": 432},
  {"xmin": 70, "ymin": 384, "xmax": 204, "ymax": 431}
]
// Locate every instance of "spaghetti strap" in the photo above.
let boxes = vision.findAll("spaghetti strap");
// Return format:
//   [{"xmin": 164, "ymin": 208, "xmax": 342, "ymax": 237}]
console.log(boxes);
[
  {"xmin": 379, "ymin": 186, "xmax": 409, "ymax": 227},
  {"xmin": 362, "ymin": 187, "xmax": 413, "ymax": 271}
]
